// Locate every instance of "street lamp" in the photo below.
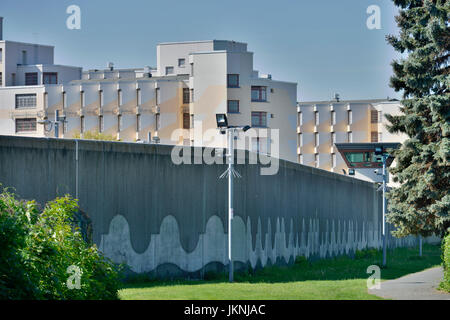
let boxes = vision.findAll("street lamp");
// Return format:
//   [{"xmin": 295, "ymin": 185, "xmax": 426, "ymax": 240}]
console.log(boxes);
[
  {"xmin": 216, "ymin": 113, "xmax": 251, "ymax": 283},
  {"xmin": 375, "ymin": 147, "xmax": 389, "ymax": 267}
]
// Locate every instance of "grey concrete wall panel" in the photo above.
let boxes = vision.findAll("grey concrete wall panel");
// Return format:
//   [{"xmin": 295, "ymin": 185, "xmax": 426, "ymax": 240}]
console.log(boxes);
[{"xmin": 0, "ymin": 135, "xmax": 439, "ymax": 276}]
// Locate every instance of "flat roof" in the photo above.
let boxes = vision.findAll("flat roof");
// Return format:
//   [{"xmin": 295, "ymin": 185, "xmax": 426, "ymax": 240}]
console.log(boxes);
[
  {"xmin": 0, "ymin": 40, "xmax": 54, "ymax": 48},
  {"xmin": 158, "ymin": 39, "xmax": 246, "ymax": 46},
  {"xmin": 335, "ymin": 142, "xmax": 401, "ymax": 150},
  {"xmin": 298, "ymin": 98, "xmax": 399, "ymax": 105}
]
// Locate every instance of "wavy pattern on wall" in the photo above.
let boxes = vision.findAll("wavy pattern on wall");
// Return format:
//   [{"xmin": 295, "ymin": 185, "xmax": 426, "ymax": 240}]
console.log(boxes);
[{"xmin": 99, "ymin": 214, "xmax": 419, "ymax": 274}]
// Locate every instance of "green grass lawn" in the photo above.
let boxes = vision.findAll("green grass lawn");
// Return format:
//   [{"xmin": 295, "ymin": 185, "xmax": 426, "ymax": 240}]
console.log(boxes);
[{"xmin": 119, "ymin": 244, "xmax": 442, "ymax": 300}]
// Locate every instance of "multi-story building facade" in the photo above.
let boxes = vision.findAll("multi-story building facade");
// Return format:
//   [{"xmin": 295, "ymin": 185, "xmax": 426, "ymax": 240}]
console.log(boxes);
[
  {"xmin": 296, "ymin": 99, "xmax": 407, "ymax": 182},
  {"xmin": 0, "ymin": 17, "xmax": 298, "ymax": 163}
]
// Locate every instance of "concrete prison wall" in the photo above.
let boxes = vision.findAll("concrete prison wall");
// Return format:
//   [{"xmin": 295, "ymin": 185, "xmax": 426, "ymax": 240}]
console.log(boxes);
[{"xmin": 0, "ymin": 135, "xmax": 425, "ymax": 278}]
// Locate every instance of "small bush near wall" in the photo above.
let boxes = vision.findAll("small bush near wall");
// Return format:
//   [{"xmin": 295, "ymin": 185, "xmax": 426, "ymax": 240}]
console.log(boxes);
[
  {"xmin": 0, "ymin": 187, "xmax": 121, "ymax": 300},
  {"xmin": 441, "ymin": 234, "xmax": 450, "ymax": 292}
]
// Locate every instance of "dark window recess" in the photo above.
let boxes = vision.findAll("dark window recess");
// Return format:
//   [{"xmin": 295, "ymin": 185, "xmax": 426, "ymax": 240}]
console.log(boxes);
[
  {"xmin": 371, "ymin": 132, "xmax": 378, "ymax": 142},
  {"xmin": 251, "ymin": 86, "xmax": 267, "ymax": 102},
  {"xmin": 43, "ymin": 72, "xmax": 58, "ymax": 85},
  {"xmin": 251, "ymin": 111, "xmax": 267, "ymax": 127},
  {"xmin": 227, "ymin": 100, "xmax": 239, "ymax": 113},
  {"xmin": 227, "ymin": 74, "xmax": 239, "ymax": 88},
  {"xmin": 371, "ymin": 110, "xmax": 378, "ymax": 123},
  {"xmin": 183, "ymin": 88, "xmax": 190, "ymax": 104},
  {"xmin": 183, "ymin": 113, "xmax": 190, "ymax": 129},
  {"xmin": 25, "ymin": 73, "xmax": 38, "ymax": 85},
  {"xmin": 16, "ymin": 118, "xmax": 37, "ymax": 132}
]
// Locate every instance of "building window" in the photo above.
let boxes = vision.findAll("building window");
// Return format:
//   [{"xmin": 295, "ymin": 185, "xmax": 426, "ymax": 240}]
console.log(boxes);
[
  {"xmin": 251, "ymin": 86, "xmax": 267, "ymax": 102},
  {"xmin": 44, "ymin": 93, "xmax": 48, "ymax": 108},
  {"xmin": 136, "ymin": 89, "xmax": 141, "ymax": 106},
  {"xmin": 80, "ymin": 116, "xmax": 85, "ymax": 133},
  {"xmin": 25, "ymin": 73, "xmax": 38, "ymax": 85},
  {"xmin": 299, "ymin": 133, "xmax": 303, "ymax": 147},
  {"xmin": 156, "ymin": 88, "xmax": 161, "ymax": 105},
  {"xmin": 15, "ymin": 118, "xmax": 36, "ymax": 132},
  {"xmin": 371, "ymin": 110, "xmax": 378, "ymax": 123},
  {"xmin": 0, "ymin": 72, "xmax": 2, "ymax": 86},
  {"xmin": 191, "ymin": 114, "xmax": 194, "ymax": 129},
  {"xmin": 12, "ymin": 73, "xmax": 16, "ymax": 86},
  {"xmin": 331, "ymin": 111, "xmax": 336, "ymax": 125},
  {"xmin": 227, "ymin": 100, "xmax": 239, "ymax": 113},
  {"xmin": 314, "ymin": 154, "xmax": 319, "ymax": 168},
  {"xmin": 178, "ymin": 59, "xmax": 186, "ymax": 67},
  {"xmin": 0, "ymin": 49, "xmax": 2, "ymax": 62},
  {"xmin": 332, "ymin": 153, "xmax": 336, "ymax": 168},
  {"xmin": 136, "ymin": 114, "xmax": 141, "ymax": 132},
  {"xmin": 371, "ymin": 131, "xmax": 378, "ymax": 142},
  {"xmin": 331, "ymin": 132, "xmax": 336, "ymax": 144},
  {"xmin": 99, "ymin": 90, "xmax": 104, "ymax": 107},
  {"xmin": 378, "ymin": 111, "xmax": 383, "ymax": 123},
  {"xmin": 165, "ymin": 66, "xmax": 174, "ymax": 75},
  {"xmin": 299, "ymin": 154, "xmax": 304, "ymax": 164},
  {"xmin": 22, "ymin": 51, "xmax": 27, "ymax": 65},
  {"xmin": 251, "ymin": 112, "xmax": 267, "ymax": 127},
  {"xmin": 190, "ymin": 89, "xmax": 194, "ymax": 103},
  {"xmin": 348, "ymin": 110, "xmax": 353, "ymax": 125},
  {"xmin": 118, "ymin": 89, "xmax": 123, "ymax": 106},
  {"xmin": 347, "ymin": 131, "xmax": 353, "ymax": 143},
  {"xmin": 378, "ymin": 132, "xmax": 383, "ymax": 142},
  {"xmin": 298, "ymin": 112, "xmax": 303, "ymax": 126},
  {"xmin": 81, "ymin": 91, "xmax": 85, "ymax": 108},
  {"xmin": 43, "ymin": 72, "xmax": 58, "ymax": 85},
  {"xmin": 227, "ymin": 74, "xmax": 239, "ymax": 88},
  {"xmin": 183, "ymin": 88, "xmax": 190, "ymax": 104},
  {"xmin": 99, "ymin": 115, "xmax": 104, "ymax": 133},
  {"xmin": 183, "ymin": 113, "xmax": 190, "ymax": 129},
  {"xmin": 15, "ymin": 94, "xmax": 37, "ymax": 108},
  {"xmin": 63, "ymin": 92, "xmax": 67, "ymax": 108},
  {"xmin": 155, "ymin": 113, "xmax": 160, "ymax": 131},
  {"xmin": 315, "ymin": 132, "xmax": 319, "ymax": 146},
  {"xmin": 190, "ymin": 63, "xmax": 194, "ymax": 76},
  {"xmin": 315, "ymin": 111, "xmax": 319, "ymax": 126},
  {"xmin": 118, "ymin": 115, "xmax": 122, "ymax": 132}
]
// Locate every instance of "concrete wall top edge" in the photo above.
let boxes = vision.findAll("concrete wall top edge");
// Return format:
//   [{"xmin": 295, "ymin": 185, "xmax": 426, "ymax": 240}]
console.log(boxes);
[{"xmin": 0, "ymin": 135, "xmax": 376, "ymax": 188}]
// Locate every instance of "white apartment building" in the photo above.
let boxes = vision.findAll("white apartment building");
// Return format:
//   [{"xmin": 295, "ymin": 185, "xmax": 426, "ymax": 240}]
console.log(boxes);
[
  {"xmin": 0, "ymin": 18, "xmax": 298, "ymax": 163},
  {"xmin": 296, "ymin": 99, "xmax": 407, "ymax": 182}
]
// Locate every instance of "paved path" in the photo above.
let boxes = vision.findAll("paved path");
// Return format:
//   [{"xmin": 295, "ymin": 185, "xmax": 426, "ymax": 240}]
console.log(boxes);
[{"xmin": 368, "ymin": 267, "xmax": 450, "ymax": 300}]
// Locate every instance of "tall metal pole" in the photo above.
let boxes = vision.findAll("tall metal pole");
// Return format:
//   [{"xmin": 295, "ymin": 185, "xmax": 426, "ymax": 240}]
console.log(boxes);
[
  {"xmin": 54, "ymin": 110, "xmax": 59, "ymax": 138},
  {"xmin": 382, "ymin": 155, "xmax": 387, "ymax": 267},
  {"xmin": 419, "ymin": 235, "xmax": 423, "ymax": 257},
  {"xmin": 228, "ymin": 128, "xmax": 234, "ymax": 283}
]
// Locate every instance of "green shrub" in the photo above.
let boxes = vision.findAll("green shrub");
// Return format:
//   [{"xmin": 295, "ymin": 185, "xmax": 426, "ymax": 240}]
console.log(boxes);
[
  {"xmin": 294, "ymin": 255, "xmax": 308, "ymax": 265},
  {"xmin": 440, "ymin": 233, "xmax": 450, "ymax": 292},
  {"xmin": 0, "ymin": 188, "xmax": 121, "ymax": 300},
  {"xmin": 355, "ymin": 248, "xmax": 378, "ymax": 260}
]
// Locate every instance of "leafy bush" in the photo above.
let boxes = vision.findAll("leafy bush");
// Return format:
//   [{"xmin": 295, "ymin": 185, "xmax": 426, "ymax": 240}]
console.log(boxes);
[
  {"xmin": 355, "ymin": 248, "xmax": 378, "ymax": 260},
  {"xmin": 441, "ymin": 233, "xmax": 450, "ymax": 292},
  {"xmin": 0, "ymin": 188, "xmax": 121, "ymax": 299},
  {"xmin": 73, "ymin": 130, "xmax": 120, "ymax": 141},
  {"xmin": 294, "ymin": 255, "xmax": 308, "ymax": 265}
]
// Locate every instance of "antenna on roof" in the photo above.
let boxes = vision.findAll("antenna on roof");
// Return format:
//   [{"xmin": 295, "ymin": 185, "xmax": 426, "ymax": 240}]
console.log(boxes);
[{"xmin": 334, "ymin": 93, "xmax": 340, "ymax": 102}]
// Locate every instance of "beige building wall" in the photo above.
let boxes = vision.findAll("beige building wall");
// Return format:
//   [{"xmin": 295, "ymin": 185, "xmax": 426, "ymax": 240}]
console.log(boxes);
[{"xmin": 297, "ymin": 99, "xmax": 406, "ymax": 182}]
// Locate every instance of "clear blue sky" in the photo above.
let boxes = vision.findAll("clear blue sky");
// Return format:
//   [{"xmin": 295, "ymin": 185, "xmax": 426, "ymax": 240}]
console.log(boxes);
[{"xmin": 0, "ymin": 0, "xmax": 402, "ymax": 101}]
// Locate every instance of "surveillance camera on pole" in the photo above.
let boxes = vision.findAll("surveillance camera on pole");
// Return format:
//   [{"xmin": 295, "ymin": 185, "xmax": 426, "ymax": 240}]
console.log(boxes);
[
  {"xmin": 37, "ymin": 110, "xmax": 66, "ymax": 138},
  {"xmin": 216, "ymin": 113, "xmax": 251, "ymax": 283}
]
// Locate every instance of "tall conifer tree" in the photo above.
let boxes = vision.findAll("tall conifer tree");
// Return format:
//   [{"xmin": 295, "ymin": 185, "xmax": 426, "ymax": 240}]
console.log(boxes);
[{"xmin": 385, "ymin": 0, "xmax": 449, "ymax": 237}]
